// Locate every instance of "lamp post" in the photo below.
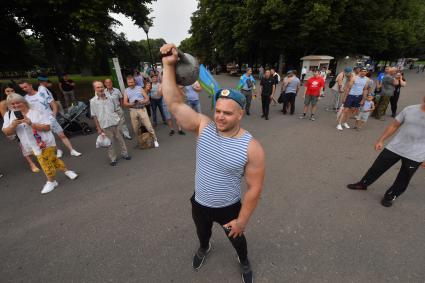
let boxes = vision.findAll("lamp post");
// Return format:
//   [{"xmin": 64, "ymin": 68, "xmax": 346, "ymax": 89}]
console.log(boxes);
[{"xmin": 142, "ymin": 23, "xmax": 155, "ymax": 68}]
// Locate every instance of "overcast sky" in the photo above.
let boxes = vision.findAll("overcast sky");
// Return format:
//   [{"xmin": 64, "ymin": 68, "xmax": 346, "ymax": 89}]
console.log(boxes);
[{"xmin": 111, "ymin": 0, "xmax": 197, "ymax": 45}]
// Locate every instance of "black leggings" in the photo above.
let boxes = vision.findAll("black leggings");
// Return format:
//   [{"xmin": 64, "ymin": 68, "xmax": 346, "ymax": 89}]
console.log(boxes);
[
  {"xmin": 360, "ymin": 149, "xmax": 421, "ymax": 198},
  {"xmin": 390, "ymin": 91, "xmax": 400, "ymax": 116},
  {"xmin": 191, "ymin": 195, "xmax": 248, "ymax": 261},
  {"xmin": 261, "ymin": 95, "xmax": 271, "ymax": 118}
]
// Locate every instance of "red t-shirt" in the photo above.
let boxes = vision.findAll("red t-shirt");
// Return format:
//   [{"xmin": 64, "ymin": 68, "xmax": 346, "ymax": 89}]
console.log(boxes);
[{"xmin": 305, "ymin": 76, "xmax": 325, "ymax": 96}]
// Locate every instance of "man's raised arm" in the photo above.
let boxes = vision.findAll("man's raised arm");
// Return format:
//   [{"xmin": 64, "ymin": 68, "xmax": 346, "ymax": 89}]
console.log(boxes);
[{"xmin": 160, "ymin": 43, "xmax": 210, "ymax": 135}]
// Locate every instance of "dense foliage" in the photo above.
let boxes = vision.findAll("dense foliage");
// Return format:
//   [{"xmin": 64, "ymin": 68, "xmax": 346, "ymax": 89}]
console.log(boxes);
[
  {"xmin": 182, "ymin": 0, "xmax": 425, "ymax": 69},
  {"xmin": 0, "ymin": 0, "xmax": 155, "ymax": 75}
]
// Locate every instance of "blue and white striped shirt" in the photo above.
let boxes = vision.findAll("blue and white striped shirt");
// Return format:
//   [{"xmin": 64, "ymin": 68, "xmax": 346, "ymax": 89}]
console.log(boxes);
[{"xmin": 195, "ymin": 122, "xmax": 253, "ymax": 208}]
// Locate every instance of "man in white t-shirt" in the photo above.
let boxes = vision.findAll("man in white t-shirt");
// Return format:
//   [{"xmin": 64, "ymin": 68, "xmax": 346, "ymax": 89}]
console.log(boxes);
[
  {"xmin": 2, "ymin": 93, "xmax": 78, "ymax": 194},
  {"xmin": 18, "ymin": 80, "xmax": 81, "ymax": 158},
  {"xmin": 301, "ymin": 66, "xmax": 307, "ymax": 85}
]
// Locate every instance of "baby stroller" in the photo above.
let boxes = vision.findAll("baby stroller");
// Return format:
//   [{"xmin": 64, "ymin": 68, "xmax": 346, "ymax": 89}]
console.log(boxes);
[{"xmin": 56, "ymin": 101, "xmax": 93, "ymax": 136}]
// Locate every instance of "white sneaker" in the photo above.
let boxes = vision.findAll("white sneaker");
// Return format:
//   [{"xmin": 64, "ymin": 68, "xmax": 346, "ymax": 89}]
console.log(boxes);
[
  {"xmin": 41, "ymin": 181, "xmax": 58, "ymax": 194},
  {"xmin": 70, "ymin": 149, "xmax": 82, "ymax": 157},
  {"xmin": 154, "ymin": 141, "xmax": 159, "ymax": 148},
  {"xmin": 336, "ymin": 124, "xmax": 343, "ymax": 131},
  {"xmin": 57, "ymin": 149, "xmax": 63, "ymax": 158},
  {"xmin": 343, "ymin": 123, "xmax": 351, "ymax": 129},
  {"xmin": 65, "ymin": 170, "xmax": 78, "ymax": 180}
]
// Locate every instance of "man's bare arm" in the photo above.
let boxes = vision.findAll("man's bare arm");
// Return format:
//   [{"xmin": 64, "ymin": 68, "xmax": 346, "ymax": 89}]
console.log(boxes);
[
  {"xmin": 224, "ymin": 139, "xmax": 265, "ymax": 238},
  {"xmin": 123, "ymin": 92, "xmax": 132, "ymax": 107},
  {"xmin": 375, "ymin": 120, "xmax": 401, "ymax": 150},
  {"xmin": 160, "ymin": 44, "xmax": 210, "ymax": 134},
  {"xmin": 92, "ymin": 116, "xmax": 103, "ymax": 134},
  {"xmin": 343, "ymin": 77, "xmax": 355, "ymax": 101},
  {"xmin": 49, "ymin": 100, "xmax": 58, "ymax": 117}
]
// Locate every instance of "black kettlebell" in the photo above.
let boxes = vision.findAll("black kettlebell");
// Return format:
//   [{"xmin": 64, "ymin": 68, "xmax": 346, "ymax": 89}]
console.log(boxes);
[{"xmin": 161, "ymin": 49, "xmax": 199, "ymax": 86}]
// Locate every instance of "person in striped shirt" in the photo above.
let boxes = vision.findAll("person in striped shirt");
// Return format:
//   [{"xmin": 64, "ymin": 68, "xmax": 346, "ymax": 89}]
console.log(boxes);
[{"xmin": 160, "ymin": 43, "xmax": 265, "ymax": 283}]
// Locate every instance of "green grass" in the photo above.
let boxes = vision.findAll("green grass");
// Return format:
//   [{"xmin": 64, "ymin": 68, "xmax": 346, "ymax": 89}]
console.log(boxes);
[{"xmin": 0, "ymin": 75, "xmax": 109, "ymax": 85}]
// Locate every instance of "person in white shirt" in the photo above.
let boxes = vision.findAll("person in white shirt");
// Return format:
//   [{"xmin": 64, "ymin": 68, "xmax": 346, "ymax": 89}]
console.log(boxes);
[
  {"xmin": 104, "ymin": 78, "xmax": 132, "ymax": 140},
  {"xmin": 1, "ymin": 84, "xmax": 40, "ymax": 173},
  {"xmin": 18, "ymin": 80, "xmax": 81, "ymax": 158},
  {"xmin": 301, "ymin": 66, "xmax": 307, "ymax": 85},
  {"xmin": 91, "ymin": 81, "xmax": 131, "ymax": 166},
  {"xmin": 2, "ymin": 93, "xmax": 78, "ymax": 194}
]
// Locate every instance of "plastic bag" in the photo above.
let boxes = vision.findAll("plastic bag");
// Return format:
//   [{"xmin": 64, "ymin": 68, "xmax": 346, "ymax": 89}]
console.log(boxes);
[{"xmin": 96, "ymin": 134, "xmax": 111, "ymax": 148}]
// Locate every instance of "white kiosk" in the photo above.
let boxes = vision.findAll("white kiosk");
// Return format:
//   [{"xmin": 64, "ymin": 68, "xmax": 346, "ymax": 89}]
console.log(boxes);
[{"xmin": 300, "ymin": 55, "xmax": 334, "ymax": 79}]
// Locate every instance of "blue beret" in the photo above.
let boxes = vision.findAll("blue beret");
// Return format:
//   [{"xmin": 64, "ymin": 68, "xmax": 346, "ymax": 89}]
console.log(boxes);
[{"xmin": 214, "ymin": 88, "xmax": 246, "ymax": 109}]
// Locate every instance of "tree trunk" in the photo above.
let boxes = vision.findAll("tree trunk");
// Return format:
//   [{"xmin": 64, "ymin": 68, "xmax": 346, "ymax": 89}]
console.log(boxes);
[{"xmin": 42, "ymin": 33, "xmax": 64, "ymax": 79}]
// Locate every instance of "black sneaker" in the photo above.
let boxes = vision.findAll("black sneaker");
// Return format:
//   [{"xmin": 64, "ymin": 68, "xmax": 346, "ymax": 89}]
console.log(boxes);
[
  {"xmin": 238, "ymin": 257, "xmax": 253, "ymax": 283},
  {"xmin": 110, "ymin": 160, "xmax": 117, "ymax": 166},
  {"xmin": 381, "ymin": 195, "xmax": 396, "ymax": 207},
  {"xmin": 169, "ymin": 130, "xmax": 175, "ymax": 136},
  {"xmin": 178, "ymin": 130, "xmax": 186, "ymax": 135},
  {"xmin": 347, "ymin": 182, "xmax": 367, "ymax": 190},
  {"xmin": 192, "ymin": 242, "xmax": 211, "ymax": 270},
  {"xmin": 123, "ymin": 155, "xmax": 132, "ymax": 160}
]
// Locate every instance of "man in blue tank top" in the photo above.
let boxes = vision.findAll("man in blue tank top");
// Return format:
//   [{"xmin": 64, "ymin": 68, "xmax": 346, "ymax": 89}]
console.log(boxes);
[
  {"xmin": 160, "ymin": 43, "xmax": 265, "ymax": 283},
  {"xmin": 337, "ymin": 67, "xmax": 369, "ymax": 131}
]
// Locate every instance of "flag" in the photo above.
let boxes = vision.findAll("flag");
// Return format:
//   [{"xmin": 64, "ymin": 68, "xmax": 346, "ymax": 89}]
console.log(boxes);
[{"xmin": 198, "ymin": 64, "xmax": 221, "ymax": 108}]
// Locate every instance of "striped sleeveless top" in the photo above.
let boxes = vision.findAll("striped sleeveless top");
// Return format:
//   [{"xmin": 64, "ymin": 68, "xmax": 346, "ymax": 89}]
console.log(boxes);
[{"xmin": 195, "ymin": 122, "xmax": 253, "ymax": 208}]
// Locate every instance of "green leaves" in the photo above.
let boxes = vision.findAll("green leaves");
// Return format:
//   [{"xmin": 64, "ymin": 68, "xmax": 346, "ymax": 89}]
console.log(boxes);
[
  {"xmin": 1, "ymin": 0, "xmax": 153, "ymax": 73},
  {"xmin": 185, "ymin": 0, "xmax": 425, "ymax": 68}
]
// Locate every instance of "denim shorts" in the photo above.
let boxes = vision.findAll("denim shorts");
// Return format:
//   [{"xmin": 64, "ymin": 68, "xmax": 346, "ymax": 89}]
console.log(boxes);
[
  {"xmin": 304, "ymin": 95, "xmax": 319, "ymax": 106},
  {"xmin": 344, "ymin": 95, "xmax": 362, "ymax": 108}
]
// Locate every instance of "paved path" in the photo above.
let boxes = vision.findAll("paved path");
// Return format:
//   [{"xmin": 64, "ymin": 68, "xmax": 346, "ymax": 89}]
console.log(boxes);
[{"xmin": 1, "ymin": 70, "xmax": 424, "ymax": 282}]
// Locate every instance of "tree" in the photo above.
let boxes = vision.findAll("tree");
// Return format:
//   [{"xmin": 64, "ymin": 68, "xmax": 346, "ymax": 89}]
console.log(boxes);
[
  {"xmin": 1, "ymin": 0, "xmax": 153, "ymax": 75},
  {"xmin": 186, "ymin": 0, "xmax": 425, "ymax": 70}
]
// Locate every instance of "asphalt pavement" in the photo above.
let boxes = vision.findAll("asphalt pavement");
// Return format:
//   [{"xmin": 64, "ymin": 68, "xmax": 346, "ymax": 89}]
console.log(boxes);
[{"xmin": 1, "ymin": 70, "xmax": 424, "ymax": 283}]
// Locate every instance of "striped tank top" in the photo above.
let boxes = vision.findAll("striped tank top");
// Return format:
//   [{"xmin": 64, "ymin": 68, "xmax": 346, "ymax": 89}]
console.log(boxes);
[{"xmin": 195, "ymin": 122, "xmax": 253, "ymax": 208}]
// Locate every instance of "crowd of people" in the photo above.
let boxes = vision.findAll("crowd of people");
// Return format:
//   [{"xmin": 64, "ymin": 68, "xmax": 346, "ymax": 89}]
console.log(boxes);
[
  {"xmin": 160, "ymin": 44, "xmax": 424, "ymax": 283},
  {"xmin": 1, "ymin": 43, "xmax": 424, "ymax": 282},
  {"xmin": 238, "ymin": 65, "xmax": 408, "ymax": 131},
  {"xmin": 0, "ymin": 69, "xmax": 202, "ymax": 192}
]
